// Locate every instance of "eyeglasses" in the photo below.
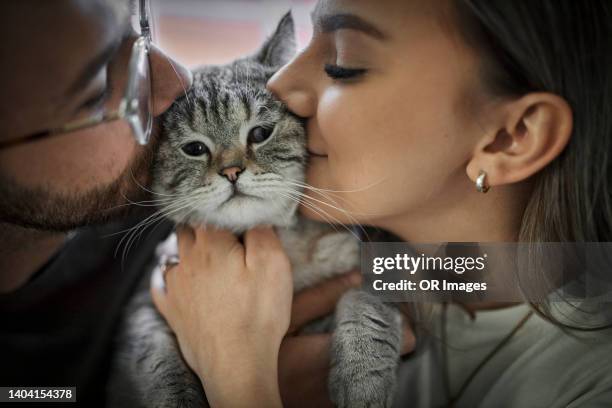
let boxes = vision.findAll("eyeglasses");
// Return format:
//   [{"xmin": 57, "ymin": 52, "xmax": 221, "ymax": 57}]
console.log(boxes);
[{"xmin": 0, "ymin": 0, "xmax": 153, "ymax": 150}]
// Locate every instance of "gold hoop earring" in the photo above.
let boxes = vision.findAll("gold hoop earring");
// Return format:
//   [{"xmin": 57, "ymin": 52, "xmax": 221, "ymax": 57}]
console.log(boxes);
[{"xmin": 476, "ymin": 170, "xmax": 490, "ymax": 193}]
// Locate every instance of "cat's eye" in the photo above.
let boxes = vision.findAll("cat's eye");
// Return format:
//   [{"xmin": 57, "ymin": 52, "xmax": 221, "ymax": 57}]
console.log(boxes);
[
  {"xmin": 181, "ymin": 141, "xmax": 209, "ymax": 157},
  {"xmin": 324, "ymin": 64, "xmax": 367, "ymax": 80},
  {"xmin": 247, "ymin": 126, "xmax": 274, "ymax": 144}
]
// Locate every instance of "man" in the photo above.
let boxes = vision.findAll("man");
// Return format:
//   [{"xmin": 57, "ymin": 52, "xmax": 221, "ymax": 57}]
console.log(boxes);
[{"xmin": 0, "ymin": 0, "xmax": 364, "ymax": 406}]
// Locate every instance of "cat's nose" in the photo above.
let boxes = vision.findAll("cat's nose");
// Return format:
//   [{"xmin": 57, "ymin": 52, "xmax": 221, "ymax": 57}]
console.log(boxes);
[{"xmin": 219, "ymin": 166, "xmax": 243, "ymax": 183}]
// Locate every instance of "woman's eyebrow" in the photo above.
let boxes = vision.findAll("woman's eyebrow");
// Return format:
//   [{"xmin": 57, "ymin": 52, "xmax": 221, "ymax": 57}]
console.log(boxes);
[{"xmin": 312, "ymin": 12, "xmax": 387, "ymax": 40}]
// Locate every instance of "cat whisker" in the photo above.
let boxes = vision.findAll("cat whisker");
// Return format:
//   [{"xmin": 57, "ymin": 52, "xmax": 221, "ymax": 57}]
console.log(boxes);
[
  {"xmin": 241, "ymin": 181, "xmax": 370, "ymax": 240},
  {"xmin": 250, "ymin": 175, "xmax": 349, "ymax": 203},
  {"xmin": 120, "ymin": 196, "xmax": 207, "ymax": 265},
  {"xmin": 106, "ymin": 207, "xmax": 168, "ymax": 241},
  {"xmin": 279, "ymin": 193, "xmax": 362, "ymax": 242},
  {"xmin": 277, "ymin": 191, "xmax": 362, "ymax": 241},
  {"xmin": 104, "ymin": 199, "xmax": 192, "ymax": 244},
  {"xmin": 102, "ymin": 195, "xmax": 177, "ymax": 213},
  {"xmin": 114, "ymin": 207, "xmax": 168, "ymax": 262},
  {"xmin": 105, "ymin": 193, "xmax": 194, "ymax": 239},
  {"xmin": 279, "ymin": 188, "xmax": 368, "ymax": 239},
  {"xmin": 136, "ymin": 195, "xmax": 209, "ymax": 249},
  {"xmin": 284, "ymin": 176, "xmax": 389, "ymax": 195},
  {"xmin": 123, "ymin": 193, "xmax": 184, "ymax": 207},
  {"xmin": 275, "ymin": 191, "xmax": 342, "ymax": 233},
  {"xmin": 288, "ymin": 187, "xmax": 372, "ymax": 241},
  {"xmin": 128, "ymin": 171, "xmax": 186, "ymax": 198},
  {"xmin": 282, "ymin": 181, "xmax": 380, "ymax": 218},
  {"xmin": 114, "ymin": 195, "xmax": 198, "ymax": 264},
  {"xmin": 175, "ymin": 190, "xmax": 223, "ymax": 226},
  {"xmin": 282, "ymin": 180, "xmax": 348, "ymax": 206}
]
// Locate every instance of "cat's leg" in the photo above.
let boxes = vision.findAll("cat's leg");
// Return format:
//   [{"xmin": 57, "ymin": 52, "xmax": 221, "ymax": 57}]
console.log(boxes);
[
  {"xmin": 329, "ymin": 289, "xmax": 403, "ymax": 408},
  {"xmin": 107, "ymin": 271, "xmax": 207, "ymax": 408}
]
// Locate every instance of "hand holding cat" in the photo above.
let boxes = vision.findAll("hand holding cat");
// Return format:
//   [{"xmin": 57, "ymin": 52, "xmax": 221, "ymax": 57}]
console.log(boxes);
[
  {"xmin": 151, "ymin": 224, "xmax": 292, "ymax": 408},
  {"xmin": 150, "ymin": 224, "xmax": 418, "ymax": 407}
]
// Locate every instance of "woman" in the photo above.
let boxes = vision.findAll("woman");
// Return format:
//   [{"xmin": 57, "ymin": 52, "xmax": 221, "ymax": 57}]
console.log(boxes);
[{"xmin": 151, "ymin": 0, "xmax": 612, "ymax": 406}]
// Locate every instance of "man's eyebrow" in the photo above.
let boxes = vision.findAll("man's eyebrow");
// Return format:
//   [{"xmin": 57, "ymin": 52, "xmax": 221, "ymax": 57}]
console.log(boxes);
[
  {"xmin": 65, "ymin": 28, "xmax": 129, "ymax": 97},
  {"xmin": 312, "ymin": 12, "xmax": 387, "ymax": 40}
]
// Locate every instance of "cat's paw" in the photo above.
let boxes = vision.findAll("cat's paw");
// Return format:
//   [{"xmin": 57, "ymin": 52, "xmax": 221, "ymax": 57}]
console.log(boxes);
[
  {"xmin": 328, "ymin": 290, "xmax": 402, "ymax": 408},
  {"xmin": 329, "ymin": 359, "xmax": 397, "ymax": 408}
]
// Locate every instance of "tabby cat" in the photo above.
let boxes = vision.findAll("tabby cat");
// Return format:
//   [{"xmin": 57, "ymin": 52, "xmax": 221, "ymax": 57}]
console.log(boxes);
[{"xmin": 107, "ymin": 13, "xmax": 403, "ymax": 408}]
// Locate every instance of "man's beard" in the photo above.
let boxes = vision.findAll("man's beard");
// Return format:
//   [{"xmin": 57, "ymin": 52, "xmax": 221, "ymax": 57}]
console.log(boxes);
[{"xmin": 0, "ymin": 137, "xmax": 159, "ymax": 232}]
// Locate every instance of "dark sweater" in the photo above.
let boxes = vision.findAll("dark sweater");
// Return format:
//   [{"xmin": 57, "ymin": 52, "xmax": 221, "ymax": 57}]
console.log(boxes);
[{"xmin": 0, "ymin": 215, "xmax": 173, "ymax": 407}]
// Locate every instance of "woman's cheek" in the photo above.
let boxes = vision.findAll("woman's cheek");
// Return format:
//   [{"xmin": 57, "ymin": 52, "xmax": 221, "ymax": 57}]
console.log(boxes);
[
  {"xmin": 307, "ymin": 111, "xmax": 384, "ymax": 218},
  {"xmin": 322, "ymin": 122, "xmax": 433, "ymax": 221},
  {"xmin": 317, "ymin": 92, "xmax": 369, "ymax": 181}
]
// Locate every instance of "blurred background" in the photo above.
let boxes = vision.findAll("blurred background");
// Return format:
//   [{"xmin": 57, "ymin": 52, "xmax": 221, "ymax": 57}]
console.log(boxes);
[{"xmin": 150, "ymin": 0, "xmax": 317, "ymax": 68}]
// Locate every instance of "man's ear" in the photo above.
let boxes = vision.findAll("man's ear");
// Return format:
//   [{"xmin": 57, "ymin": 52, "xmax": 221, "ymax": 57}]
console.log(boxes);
[
  {"xmin": 466, "ymin": 92, "xmax": 573, "ymax": 188},
  {"xmin": 253, "ymin": 12, "xmax": 296, "ymax": 68}
]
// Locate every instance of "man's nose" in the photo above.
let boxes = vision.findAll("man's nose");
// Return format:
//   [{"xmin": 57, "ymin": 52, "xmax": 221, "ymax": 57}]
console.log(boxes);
[
  {"xmin": 219, "ymin": 166, "xmax": 243, "ymax": 183},
  {"xmin": 149, "ymin": 44, "xmax": 194, "ymax": 117}
]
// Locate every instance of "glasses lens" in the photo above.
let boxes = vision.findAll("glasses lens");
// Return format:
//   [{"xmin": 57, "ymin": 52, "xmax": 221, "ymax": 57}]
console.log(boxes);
[
  {"xmin": 137, "ymin": 46, "xmax": 152, "ymax": 144},
  {"xmin": 124, "ymin": 37, "xmax": 152, "ymax": 145}
]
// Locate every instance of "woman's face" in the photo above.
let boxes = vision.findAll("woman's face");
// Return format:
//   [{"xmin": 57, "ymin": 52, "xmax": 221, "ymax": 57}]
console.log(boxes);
[{"xmin": 268, "ymin": 0, "xmax": 491, "ymax": 237}]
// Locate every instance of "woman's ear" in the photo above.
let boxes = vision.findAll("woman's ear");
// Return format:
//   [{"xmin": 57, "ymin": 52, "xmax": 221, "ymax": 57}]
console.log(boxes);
[{"xmin": 466, "ymin": 92, "xmax": 573, "ymax": 188}]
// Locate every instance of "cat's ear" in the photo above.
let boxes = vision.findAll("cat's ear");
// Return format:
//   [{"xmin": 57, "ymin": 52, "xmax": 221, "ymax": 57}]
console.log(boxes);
[{"xmin": 253, "ymin": 12, "xmax": 296, "ymax": 68}]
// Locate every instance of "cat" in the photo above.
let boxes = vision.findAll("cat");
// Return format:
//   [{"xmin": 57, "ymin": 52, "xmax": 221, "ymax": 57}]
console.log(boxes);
[{"xmin": 107, "ymin": 13, "xmax": 403, "ymax": 408}]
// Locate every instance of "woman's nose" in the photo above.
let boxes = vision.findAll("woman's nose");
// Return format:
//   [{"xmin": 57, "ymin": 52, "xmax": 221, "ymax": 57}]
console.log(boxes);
[
  {"xmin": 149, "ymin": 45, "xmax": 194, "ymax": 117},
  {"xmin": 267, "ymin": 52, "xmax": 316, "ymax": 118}
]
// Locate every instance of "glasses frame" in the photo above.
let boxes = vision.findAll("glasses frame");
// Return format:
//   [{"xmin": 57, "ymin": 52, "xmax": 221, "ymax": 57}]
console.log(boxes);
[{"xmin": 0, "ymin": 0, "xmax": 153, "ymax": 150}]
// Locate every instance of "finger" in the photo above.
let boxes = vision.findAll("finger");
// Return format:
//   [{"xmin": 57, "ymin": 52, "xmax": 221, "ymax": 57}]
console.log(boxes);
[
  {"xmin": 176, "ymin": 224, "xmax": 241, "ymax": 258},
  {"xmin": 288, "ymin": 271, "xmax": 362, "ymax": 334},
  {"xmin": 193, "ymin": 225, "xmax": 241, "ymax": 253},
  {"xmin": 244, "ymin": 226, "xmax": 286, "ymax": 270},
  {"xmin": 244, "ymin": 226, "xmax": 283, "ymax": 253}
]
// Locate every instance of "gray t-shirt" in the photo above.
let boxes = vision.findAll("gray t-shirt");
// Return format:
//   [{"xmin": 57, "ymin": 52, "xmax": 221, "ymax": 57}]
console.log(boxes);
[{"xmin": 393, "ymin": 302, "xmax": 612, "ymax": 407}]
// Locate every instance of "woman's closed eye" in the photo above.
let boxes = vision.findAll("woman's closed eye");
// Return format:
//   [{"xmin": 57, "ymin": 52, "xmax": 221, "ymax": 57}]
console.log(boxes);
[{"xmin": 324, "ymin": 64, "xmax": 367, "ymax": 81}]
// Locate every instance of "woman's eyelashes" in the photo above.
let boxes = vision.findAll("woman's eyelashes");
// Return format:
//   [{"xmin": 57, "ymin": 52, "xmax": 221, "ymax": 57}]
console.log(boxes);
[{"xmin": 324, "ymin": 63, "xmax": 367, "ymax": 81}]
